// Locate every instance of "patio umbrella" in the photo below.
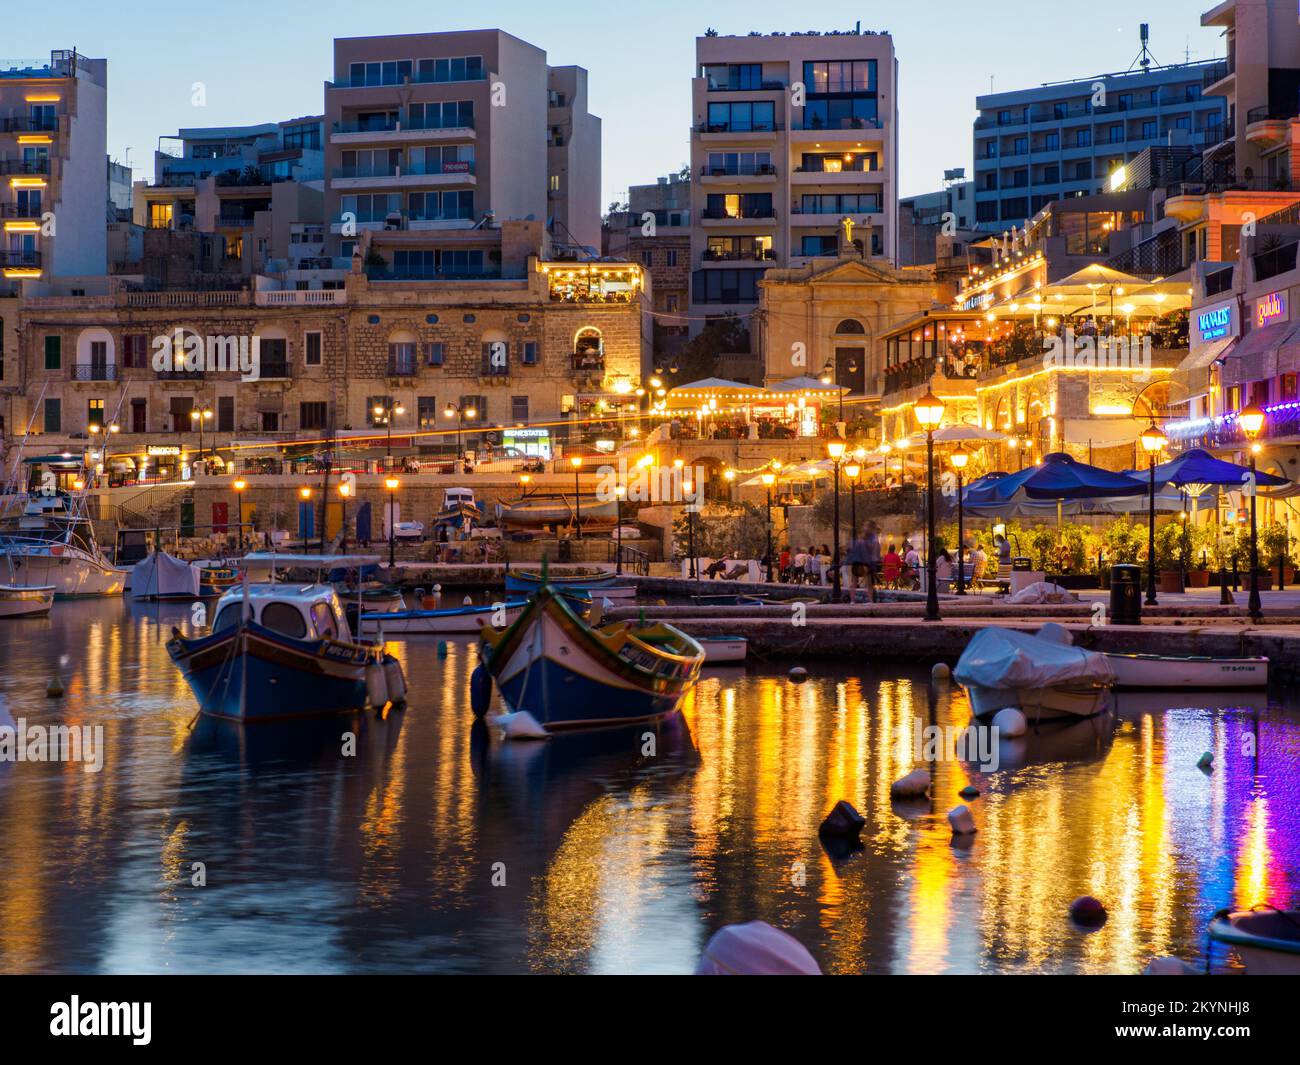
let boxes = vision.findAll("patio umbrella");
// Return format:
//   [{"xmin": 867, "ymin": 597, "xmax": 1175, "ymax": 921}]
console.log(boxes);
[
  {"xmin": 930, "ymin": 424, "xmax": 1009, "ymax": 443},
  {"xmin": 1133, "ymin": 448, "xmax": 1289, "ymax": 490},
  {"xmin": 964, "ymin": 487, "xmax": 1213, "ymax": 519},
  {"xmin": 983, "ymin": 452, "xmax": 1147, "ymax": 502}
]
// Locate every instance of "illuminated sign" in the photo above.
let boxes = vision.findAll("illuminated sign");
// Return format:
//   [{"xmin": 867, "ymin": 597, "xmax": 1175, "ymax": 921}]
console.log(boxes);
[
  {"xmin": 1196, "ymin": 301, "xmax": 1235, "ymax": 341},
  {"xmin": 1255, "ymin": 290, "xmax": 1288, "ymax": 328},
  {"xmin": 147, "ymin": 445, "xmax": 181, "ymax": 456},
  {"xmin": 959, "ymin": 291, "xmax": 993, "ymax": 312}
]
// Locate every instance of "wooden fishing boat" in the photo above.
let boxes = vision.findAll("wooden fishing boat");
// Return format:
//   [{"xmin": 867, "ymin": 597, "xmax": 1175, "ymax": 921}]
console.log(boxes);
[
  {"xmin": 360, "ymin": 589, "xmax": 592, "ymax": 636},
  {"xmin": 497, "ymin": 494, "xmax": 618, "ymax": 530},
  {"xmin": 1209, "ymin": 907, "xmax": 1300, "ymax": 975},
  {"xmin": 1103, "ymin": 652, "xmax": 1268, "ymax": 689},
  {"xmin": 0, "ymin": 584, "xmax": 55, "ymax": 618},
  {"xmin": 698, "ymin": 635, "xmax": 749, "ymax": 663},
  {"xmin": 197, "ymin": 563, "xmax": 241, "ymax": 597},
  {"xmin": 435, "ymin": 487, "xmax": 482, "ymax": 530},
  {"xmin": 503, "ymin": 567, "xmax": 635, "ymax": 600},
  {"xmin": 477, "ymin": 582, "xmax": 704, "ymax": 731},
  {"xmin": 166, "ymin": 582, "xmax": 406, "ymax": 722}
]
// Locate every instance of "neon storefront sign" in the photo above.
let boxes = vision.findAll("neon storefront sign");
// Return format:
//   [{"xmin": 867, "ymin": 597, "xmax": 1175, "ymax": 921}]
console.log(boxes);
[
  {"xmin": 1256, "ymin": 290, "xmax": 1288, "ymax": 328},
  {"xmin": 1197, "ymin": 302, "xmax": 1234, "ymax": 340}
]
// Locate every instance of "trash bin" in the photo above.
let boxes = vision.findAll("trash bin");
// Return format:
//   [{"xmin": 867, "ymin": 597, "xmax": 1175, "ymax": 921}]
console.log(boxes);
[
  {"xmin": 1011, "ymin": 556, "xmax": 1033, "ymax": 571},
  {"xmin": 1110, "ymin": 564, "xmax": 1142, "ymax": 625}
]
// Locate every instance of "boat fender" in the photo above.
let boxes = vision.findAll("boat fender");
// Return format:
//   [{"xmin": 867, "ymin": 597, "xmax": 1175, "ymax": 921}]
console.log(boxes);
[
  {"xmin": 890, "ymin": 769, "xmax": 930, "ymax": 798},
  {"xmin": 1069, "ymin": 895, "xmax": 1108, "ymax": 927},
  {"xmin": 948, "ymin": 805, "xmax": 977, "ymax": 835},
  {"xmin": 470, "ymin": 664, "xmax": 492, "ymax": 717},
  {"xmin": 1196, "ymin": 751, "xmax": 1214, "ymax": 771},
  {"xmin": 46, "ymin": 677, "xmax": 64, "ymax": 698},
  {"xmin": 421, "ymin": 594, "xmax": 437, "ymax": 610},
  {"xmin": 959, "ymin": 785, "xmax": 980, "ymax": 800},
  {"xmin": 991, "ymin": 707, "xmax": 1027, "ymax": 737},
  {"xmin": 788, "ymin": 666, "xmax": 808, "ymax": 684},
  {"xmin": 383, "ymin": 657, "xmax": 407, "ymax": 709},
  {"xmin": 1143, "ymin": 956, "xmax": 1193, "ymax": 975},
  {"xmin": 436, "ymin": 640, "xmax": 448, "ymax": 658},
  {"xmin": 818, "ymin": 799, "xmax": 866, "ymax": 841},
  {"xmin": 463, "ymin": 595, "xmax": 473, "ymax": 606},
  {"xmin": 365, "ymin": 661, "xmax": 389, "ymax": 709},
  {"xmin": 931, "ymin": 662, "xmax": 951, "ymax": 681},
  {"xmin": 499, "ymin": 710, "xmax": 548, "ymax": 740}
]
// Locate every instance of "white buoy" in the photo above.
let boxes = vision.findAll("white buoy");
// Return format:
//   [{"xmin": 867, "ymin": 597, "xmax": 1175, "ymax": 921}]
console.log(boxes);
[
  {"xmin": 931, "ymin": 662, "xmax": 951, "ymax": 681},
  {"xmin": 1197, "ymin": 751, "xmax": 1214, "ymax": 770},
  {"xmin": 463, "ymin": 594, "xmax": 473, "ymax": 606},
  {"xmin": 788, "ymin": 666, "xmax": 808, "ymax": 684},
  {"xmin": 1143, "ymin": 956, "xmax": 1194, "ymax": 975},
  {"xmin": 948, "ymin": 804, "xmax": 977, "ymax": 835},
  {"xmin": 991, "ymin": 707, "xmax": 1028, "ymax": 737},
  {"xmin": 499, "ymin": 710, "xmax": 549, "ymax": 740},
  {"xmin": 365, "ymin": 660, "xmax": 389, "ymax": 709},
  {"xmin": 383, "ymin": 658, "xmax": 407, "ymax": 708},
  {"xmin": 890, "ymin": 768, "xmax": 930, "ymax": 798}
]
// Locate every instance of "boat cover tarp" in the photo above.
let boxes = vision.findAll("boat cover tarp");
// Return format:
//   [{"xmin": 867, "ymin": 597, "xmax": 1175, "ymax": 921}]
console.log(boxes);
[
  {"xmin": 133, "ymin": 551, "xmax": 200, "ymax": 598},
  {"xmin": 954, "ymin": 628, "xmax": 1115, "ymax": 691}
]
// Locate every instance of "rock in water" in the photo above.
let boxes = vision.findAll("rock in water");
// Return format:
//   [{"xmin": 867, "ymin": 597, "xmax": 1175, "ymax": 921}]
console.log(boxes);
[
  {"xmin": 991, "ymin": 707, "xmax": 1027, "ymax": 737},
  {"xmin": 1069, "ymin": 895, "xmax": 1108, "ymax": 927},
  {"xmin": 948, "ymin": 805, "xmax": 977, "ymax": 835},
  {"xmin": 788, "ymin": 666, "xmax": 808, "ymax": 684},
  {"xmin": 890, "ymin": 768, "xmax": 930, "ymax": 798},
  {"xmin": 931, "ymin": 662, "xmax": 951, "ymax": 681},
  {"xmin": 1197, "ymin": 751, "xmax": 1213, "ymax": 770},
  {"xmin": 959, "ymin": 785, "xmax": 980, "ymax": 800},
  {"xmin": 819, "ymin": 800, "xmax": 866, "ymax": 841}
]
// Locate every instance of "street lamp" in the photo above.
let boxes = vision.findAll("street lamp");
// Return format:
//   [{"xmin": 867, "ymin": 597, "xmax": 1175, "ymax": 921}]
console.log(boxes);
[
  {"xmin": 443, "ymin": 403, "xmax": 476, "ymax": 472},
  {"xmin": 762, "ymin": 471, "xmax": 777, "ymax": 583},
  {"xmin": 723, "ymin": 467, "xmax": 736, "ymax": 502},
  {"xmin": 844, "ymin": 461, "xmax": 861, "ymax": 541},
  {"xmin": 827, "ymin": 439, "xmax": 846, "ymax": 600},
  {"xmin": 913, "ymin": 389, "xmax": 946, "ymax": 621},
  {"xmin": 1239, "ymin": 403, "xmax": 1267, "ymax": 622},
  {"xmin": 338, "ymin": 480, "xmax": 351, "ymax": 551},
  {"xmin": 190, "ymin": 405, "xmax": 213, "ymax": 464},
  {"xmin": 683, "ymin": 472, "xmax": 697, "ymax": 580},
  {"xmin": 385, "ymin": 477, "xmax": 400, "ymax": 569},
  {"xmin": 373, "ymin": 400, "xmax": 406, "ymax": 473},
  {"xmin": 951, "ymin": 445, "xmax": 969, "ymax": 595},
  {"xmin": 570, "ymin": 455, "xmax": 584, "ymax": 540},
  {"xmin": 518, "ymin": 473, "xmax": 532, "ymax": 495},
  {"xmin": 614, "ymin": 482, "xmax": 627, "ymax": 574},
  {"xmin": 1140, "ymin": 420, "xmax": 1167, "ymax": 606}
]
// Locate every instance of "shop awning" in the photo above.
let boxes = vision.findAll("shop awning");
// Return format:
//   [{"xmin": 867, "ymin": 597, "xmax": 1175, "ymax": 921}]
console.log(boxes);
[{"xmin": 1218, "ymin": 320, "xmax": 1300, "ymax": 385}]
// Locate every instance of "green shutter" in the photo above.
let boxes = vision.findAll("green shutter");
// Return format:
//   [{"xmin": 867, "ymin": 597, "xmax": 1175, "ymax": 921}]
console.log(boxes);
[
  {"xmin": 44, "ymin": 334, "xmax": 61, "ymax": 370},
  {"xmin": 44, "ymin": 398, "xmax": 61, "ymax": 433}
]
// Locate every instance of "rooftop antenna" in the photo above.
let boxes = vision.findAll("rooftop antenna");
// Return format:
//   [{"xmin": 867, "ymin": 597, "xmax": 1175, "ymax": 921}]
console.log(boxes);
[{"xmin": 1129, "ymin": 23, "xmax": 1159, "ymax": 71}]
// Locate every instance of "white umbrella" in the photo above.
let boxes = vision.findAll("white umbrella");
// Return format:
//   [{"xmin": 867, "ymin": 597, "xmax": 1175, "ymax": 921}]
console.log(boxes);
[{"xmin": 930, "ymin": 424, "xmax": 1009, "ymax": 443}]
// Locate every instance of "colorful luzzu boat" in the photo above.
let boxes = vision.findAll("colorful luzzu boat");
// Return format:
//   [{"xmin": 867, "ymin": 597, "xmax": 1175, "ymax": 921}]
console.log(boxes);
[
  {"xmin": 476, "ymin": 582, "xmax": 703, "ymax": 731},
  {"xmin": 167, "ymin": 582, "xmax": 406, "ymax": 722}
]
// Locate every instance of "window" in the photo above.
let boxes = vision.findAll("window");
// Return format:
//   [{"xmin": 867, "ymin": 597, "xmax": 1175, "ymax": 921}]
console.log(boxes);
[
  {"xmin": 310, "ymin": 602, "xmax": 339, "ymax": 641},
  {"xmin": 481, "ymin": 340, "xmax": 509, "ymax": 375},
  {"xmin": 407, "ymin": 99, "xmax": 474, "ymax": 130},
  {"xmin": 511, "ymin": 396, "xmax": 529, "ymax": 422},
  {"xmin": 260, "ymin": 411, "xmax": 280, "ymax": 432},
  {"xmin": 217, "ymin": 396, "xmax": 234, "ymax": 432},
  {"xmin": 367, "ymin": 396, "xmax": 394, "ymax": 427},
  {"xmin": 1282, "ymin": 374, "xmax": 1298, "ymax": 401},
  {"xmin": 132, "ymin": 399, "xmax": 148, "ymax": 433},
  {"xmin": 1141, "ymin": 120, "xmax": 1157, "ymax": 138},
  {"xmin": 414, "ymin": 55, "xmax": 485, "ymax": 83},
  {"xmin": 691, "ymin": 268, "xmax": 765, "ymax": 304},
  {"xmin": 1074, "ymin": 160, "xmax": 1092, "ymax": 180},
  {"xmin": 44, "ymin": 334, "xmax": 61, "ymax": 370},
  {"xmin": 1108, "ymin": 123, "xmax": 1124, "ymax": 144},
  {"xmin": 460, "ymin": 395, "xmax": 486, "ymax": 422},
  {"xmin": 417, "ymin": 396, "xmax": 438, "ymax": 429},
  {"xmin": 259, "ymin": 338, "xmax": 288, "ymax": 377},
  {"xmin": 299, "ymin": 402, "xmax": 328, "ymax": 430},
  {"xmin": 282, "ymin": 123, "xmax": 321, "ymax": 151},
  {"xmin": 304, "ymin": 331, "xmax": 322, "ymax": 366},
  {"xmin": 1117, "ymin": 94, "xmax": 1132, "ymax": 111},
  {"xmin": 261, "ymin": 602, "xmax": 307, "ymax": 639},
  {"xmin": 704, "ymin": 100, "xmax": 776, "ymax": 132},
  {"xmin": 983, "ymin": 140, "xmax": 997, "ymax": 159},
  {"xmin": 666, "ymin": 249, "xmax": 678, "ymax": 267},
  {"xmin": 1075, "ymin": 128, "xmax": 1091, "ymax": 148},
  {"xmin": 43, "ymin": 397, "xmax": 61, "ymax": 433},
  {"xmin": 522, "ymin": 341, "xmax": 538, "ymax": 366},
  {"xmin": 87, "ymin": 398, "xmax": 104, "ymax": 429},
  {"xmin": 388, "ymin": 342, "xmax": 417, "ymax": 375},
  {"xmin": 802, "ymin": 59, "xmax": 876, "ymax": 94},
  {"xmin": 642, "ymin": 250, "xmax": 653, "ymax": 267},
  {"xmin": 1043, "ymin": 164, "xmax": 1060, "ymax": 184},
  {"xmin": 425, "ymin": 342, "xmax": 445, "ymax": 366},
  {"xmin": 1013, "ymin": 137, "xmax": 1028, "ymax": 155},
  {"xmin": 983, "ymin": 172, "xmax": 998, "ymax": 191},
  {"xmin": 1043, "ymin": 132, "xmax": 1059, "ymax": 151},
  {"xmin": 149, "ymin": 202, "xmax": 173, "ymax": 229}
]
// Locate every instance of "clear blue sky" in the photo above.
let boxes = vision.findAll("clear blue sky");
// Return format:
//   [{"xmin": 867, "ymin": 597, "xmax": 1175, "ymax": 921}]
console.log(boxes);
[{"xmin": 10, "ymin": 0, "xmax": 1224, "ymax": 204}]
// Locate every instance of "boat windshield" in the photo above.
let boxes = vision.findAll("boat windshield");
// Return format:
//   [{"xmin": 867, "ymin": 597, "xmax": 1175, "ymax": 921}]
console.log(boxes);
[{"xmin": 0, "ymin": 517, "xmax": 67, "ymax": 543}]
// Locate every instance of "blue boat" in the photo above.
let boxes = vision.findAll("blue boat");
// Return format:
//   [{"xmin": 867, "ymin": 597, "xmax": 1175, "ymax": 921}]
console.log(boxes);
[
  {"xmin": 166, "ymin": 582, "xmax": 406, "ymax": 722},
  {"xmin": 477, "ymin": 582, "xmax": 703, "ymax": 731},
  {"xmin": 360, "ymin": 590, "xmax": 591, "ymax": 635},
  {"xmin": 503, "ymin": 567, "xmax": 635, "ymax": 600}
]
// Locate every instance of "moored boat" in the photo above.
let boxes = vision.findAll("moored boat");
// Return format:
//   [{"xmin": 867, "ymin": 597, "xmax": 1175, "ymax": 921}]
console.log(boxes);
[
  {"xmin": 435, "ymin": 486, "xmax": 482, "ymax": 531},
  {"xmin": 197, "ymin": 563, "xmax": 241, "ymax": 597},
  {"xmin": 504, "ymin": 567, "xmax": 635, "ymax": 600},
  {"xmin": 698, "ymin": 635, "xmax": 748, "ymax": 663},
  {"xmin": 954, "ymin": 627, "xmax": 1115, "ymax": 721},
  {"xmin": 1104, "ymin": 652, "xmax": 1268, "ymax": 689},
  {"xmin": 0, "ymin": 495, "xmax": 126, "ymax": 597},
  {"xmin": 497, "ymin": 494, "xmax": 618, "ymax": 530},
  {"xmin": 360, "ymin": 589, "xmax": 592, "ymax": 636},
  {"xmin": 477, "ymin": 583, "xmax": 704, "ymax": 731},
  {"xmin": 131, "ymin": 549, "xmax": 201, "ymax": 600},
  {"xmin": 0, "ymin": 584, "xmax": 55, "ymax": 618},
  {"xmin": 166, "ymin": 581, "xmax": 406, "ymax": 722},
  {"xmin": 1208, "ymin": 907, "xmax": 1300, "ymax": 975}
]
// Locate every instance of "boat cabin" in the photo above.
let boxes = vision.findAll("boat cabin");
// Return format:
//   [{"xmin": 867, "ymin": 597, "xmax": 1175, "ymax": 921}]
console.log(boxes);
[
  {"xmin": 210, "ymin": 583, "xmax": 357, "ymax": 644},
  {"xmin": 443, "ymin": 487, "xmax": 476, "ymax": 508}
]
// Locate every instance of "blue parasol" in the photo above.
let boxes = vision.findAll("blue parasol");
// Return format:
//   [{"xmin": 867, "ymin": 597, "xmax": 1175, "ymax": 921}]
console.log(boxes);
[{"xmin": 1125, "ymin": 447, "xmax": 1289, "ymax": 489}]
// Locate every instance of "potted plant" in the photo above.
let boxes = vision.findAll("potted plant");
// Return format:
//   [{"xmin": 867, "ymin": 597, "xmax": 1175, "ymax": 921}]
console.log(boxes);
[
  {"xmin": 1185, "ymin": 523, "xmax": 1214, "ymax": 587},
  {"xmin": 1153, "ymin": 520, "xmax": 1185, "ymax": 593},
  {"xmin": 1234, "ymin": 525, "xmax": 1271, "ymax": 589},
  {"xmin": 1260, "ymin": 522, "xmax": 1294, "ymax": 584}
]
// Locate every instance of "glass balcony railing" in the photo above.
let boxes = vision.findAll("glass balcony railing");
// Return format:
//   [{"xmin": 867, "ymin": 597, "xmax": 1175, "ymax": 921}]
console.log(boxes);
[{"xmin": 333, "ymin": 117, "xmax": 475, "ymax": 135}]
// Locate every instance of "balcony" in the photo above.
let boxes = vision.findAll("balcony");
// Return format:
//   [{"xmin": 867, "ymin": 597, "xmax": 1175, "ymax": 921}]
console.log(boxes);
[
  {"xmin": 330, "ymin": 119, "xmax": 475, "ymax": 144},
  {"xmin": 1253, "ymin": 241, "xmax": 1299, "ymax": 284},
  {"xmin": 156, "ymin": 369, "xmax": 206, "ymax": 382},
  {"xmin": 571, "ymin": 351, "xmax": 604, "ymax": 374},
  {"xmin": 257, "ymin": 359, "xmax": 291, "ymax": 380},
  {"xmin": 331, "ymin": 160, "xmax": 475, "ymax": 190},
  {"xmin": 699, "ymin": 162, "xmax": 776, "ymax": 181},
  {"xmin": 700, "ymin": 206, "xmax": 776, "ymax": 225},
  {"xmin": 703, "ymin": 247, "xmax": 775, "ymax": 263},
  {"xmin": 1202, "ymin": 59, "xmax": 1233, "ymax": 90},
  {"xmin": 479, "ymin": 357, "xmax": 510, "ymax": 378},
  {"xmin": 71, "ymin": 363, "xmax": 117, "ymax": 381},
  {"xmin": 791, "ymin": 116, "xmax": 883, "ymax": 133},
  {"xmin": 385, "ymin": 355, "xmax": 417, "ymax": 377},
  {"xmin": 0, "ymin": 158, "xmax": 50, "ymax": 176},
  {"xmin": 707, "ymin": 79, "xmax": 786, "ymax": 93},
  {"xmin": 0, "ymin": 251, "xmax": 40, "ymax": 269},
  {"xmin": 2, "ymin": 116, "xmax": 59, "ymax": 133},
  {"xmin": 216, "ymin": 215, "xmax": 256, "ymax": 227},
  {"xmin": 694, "ymin": 121, "xmax": 781, "ymax": 138},
  {"xmin": 1246, "ymin": 106, "xmax": 1298, "ymax": 149},
  {"xmin": 0, "ymin": 204, "xmax": 43, "ymax": 220},
  {"xmin": 367, "ymin": 265, "xmax": 505, "ymax": 282}
]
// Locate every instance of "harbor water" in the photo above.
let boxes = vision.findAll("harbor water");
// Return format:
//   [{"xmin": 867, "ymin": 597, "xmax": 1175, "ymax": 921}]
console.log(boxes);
[{"xmin": 1, "ymin": 597, "xmax": 1298, "ymax": 974}]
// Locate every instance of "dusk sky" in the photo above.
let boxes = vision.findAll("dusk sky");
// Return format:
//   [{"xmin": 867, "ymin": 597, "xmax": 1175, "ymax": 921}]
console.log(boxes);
[{"xmin": 10, "ymin": 0, "xmax": 1225, "ymax": 204}]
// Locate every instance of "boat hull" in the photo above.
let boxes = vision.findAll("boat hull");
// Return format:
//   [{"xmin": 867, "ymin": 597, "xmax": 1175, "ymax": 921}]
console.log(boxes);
[
  {"xmin": 0, "ymin": 584, "xmax": 55, "ymax": 617},
  {"xmin": 699, "ymin": 636, "xmax": 748, "ymax": 663},
  {"xmin": 2, "ymin": 550, "xmax": 126, "ymax": 597},
  {"xmin": 504, "ymin": 571, "xmax": 635, "ymax": 600},
  {"xmin": 1105, "ymin": 653, "xmax": 1268, "ymax": 689},
  {"xmin": 969, "ymin": 682, "xmax": 1109, "ymax": 721},
  {"xmin": 1209, "ymin": 910, "xmax": 1300, "ymax": 975},
  {"xmin": 166, "ymin": 622, "xmax": 385, "ymax": 721},
  {"xmin": 361, "ymin": 602, "xmax": 523, "ymax": 635}
]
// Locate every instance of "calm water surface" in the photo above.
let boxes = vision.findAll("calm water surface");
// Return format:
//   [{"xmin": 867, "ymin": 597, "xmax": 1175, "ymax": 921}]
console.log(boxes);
[{"xmin": 1, "ymin": 597, "xmax": 1298, "ymax": 974}]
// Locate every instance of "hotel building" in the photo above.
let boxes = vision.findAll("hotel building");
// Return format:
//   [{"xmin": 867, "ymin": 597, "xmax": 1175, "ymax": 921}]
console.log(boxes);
[
  {"xmin": 687, "ymin": 27, "xmax": 899, "ymax": 373},
  {"xmin": 323, "ymin": 30, "xmax": 600, "ymax": 277},
  {"xmin": 0, "ymin": 49, "xmax": 108, "ymax": 287}
]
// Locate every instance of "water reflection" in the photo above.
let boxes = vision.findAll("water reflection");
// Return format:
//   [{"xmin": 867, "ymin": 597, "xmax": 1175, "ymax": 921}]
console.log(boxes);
[{"xmin": 0, "ymin": 598, "xmax": 1297, "ymax": 974}]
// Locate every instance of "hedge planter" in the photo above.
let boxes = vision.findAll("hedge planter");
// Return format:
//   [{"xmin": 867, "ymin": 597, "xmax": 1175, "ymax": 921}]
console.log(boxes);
[
  {"xmin": 1187, "ymin": 569, "xmax": 1211, "ymax": 588},
  {"xmin": 1158, "ymin": 569, "xmax": 1184, "ymax": 594}
]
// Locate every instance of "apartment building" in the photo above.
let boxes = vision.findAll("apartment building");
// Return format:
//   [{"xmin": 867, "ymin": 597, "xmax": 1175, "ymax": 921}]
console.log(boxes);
[
  {"xmin": 324, "ymin": 30, "xmax": 600, "ymax": 277},
  {"xmin": 0, "ymin": 48, "xmax": 107, "ymax": 288},
  {"xmin": 973, "ymin": 59, "xmax": 1227, "ymax": 230},
  {"xmin": 899, "ymin": 172, "xmax": 975, "ymax": 267},
  {"xmin": 688, "ymin": 27, "xmax": 899, "ymax": 342}
]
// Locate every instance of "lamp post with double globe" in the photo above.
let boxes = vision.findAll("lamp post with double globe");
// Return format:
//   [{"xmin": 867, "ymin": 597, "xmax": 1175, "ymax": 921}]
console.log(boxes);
[{"xmin": 913, "ymin": 390, "xmax": 946, "ymax": 621}]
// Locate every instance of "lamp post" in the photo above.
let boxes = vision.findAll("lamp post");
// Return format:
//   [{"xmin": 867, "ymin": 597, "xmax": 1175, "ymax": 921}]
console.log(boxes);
[
  {"xmin": 827, "ymin": 439, "xmax": 846, "ymax": 600},
  {"xmin": 374, "ymin": 400, "xmax": 406, "ymax": 473},
  {"xmin": 338, "ymin": 480, "xmax": 351, "ymax": 552},
  {"xmin": 1239, "ymin": 403, "xmax": 1266, "ymax": 622},
  {"xmin": 913, "ymin": 390, "xmax": 946, "ymax": 621},
  {"xmin": 570, "ymin": 455, "xmax": 583, "ymax": 539},
  {"xmin": 518, "ymin": 473, "xmax": 532, "ymax": 496},
  {"xmin": 190, "ymin": 405, "xmax": 213, "ymax": 465},
  {"xmin": 683, "ymin": 472, "xmax": 697, "ymax": 580},
  {"xmin": 614, "ymin": 482, "xmax": 626, "ymax": 574},
  {"xmin": 844, "ymin": 461, "xmax": 861, "ymax": 542},
  {"xmin": 443, "ymin": 403, "xmax": 477, "ymax": 473},
  {"xmin": 233, "ymin": 478, "xmax": 247, "ymax": 549},
  {"xmin": 951, "ymin": 445, "xmax": 969, "ymax": 595},
  {"xmin": 385, "ymin": 476, "xmax": 400, "ymax": 569},
  {"xmin": 762, "ymin": 471, "xmax": 776, "ymax": 583},
  {"xmin": 1140, "ymin": 421, "xmax": 1167, "ymax": 606}
]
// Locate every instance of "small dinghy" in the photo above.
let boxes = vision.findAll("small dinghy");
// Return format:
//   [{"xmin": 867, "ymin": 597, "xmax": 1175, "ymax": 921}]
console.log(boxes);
[
  {"xmin": 477, "ymin": 581, "xmax": 703, "ymax": 731},
  {"xmin": 1104, "ymin": 652, "xmax": 1268, "ymax": 689},
  {"xmin": 1208, "ymin": 907, "xmax": 1300, "ymax": 975},
  {"xmin": 0, "ymin": 584, "xmax": 54, "ymax": 618},
  {"xmin": 504, "ymin": 567, "xmax": 635, "ymax": 600},
  {"xmin": 954, "ymin": 627, "xmax": 1114, "ymax": 721},
  {"xmin": 698, "ymin": 635, "xmax": 748, "ymax": 663},
  {"xmin": 360, "ymin": 589, "xmax": 592, "ymax": 636}
]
